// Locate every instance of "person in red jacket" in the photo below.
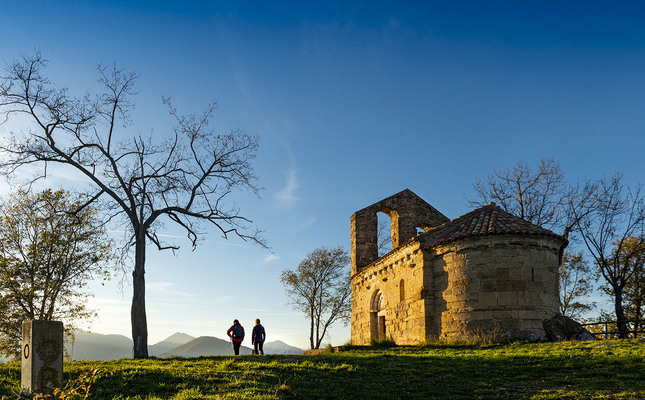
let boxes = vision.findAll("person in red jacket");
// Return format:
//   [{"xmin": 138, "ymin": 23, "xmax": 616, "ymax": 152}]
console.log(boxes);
[{"xmin": 226, "ymin": 319, "xmax": 245, "ymax": 355}]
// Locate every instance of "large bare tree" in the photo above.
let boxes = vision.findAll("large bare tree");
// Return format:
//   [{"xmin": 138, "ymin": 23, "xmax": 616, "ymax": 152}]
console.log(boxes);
[
  {"xmin": 468, "ymin": 158, "xmax": 567, "ymax": 230},
  {"xmin": 574, "ymin": 175, "xmax": 645, "ymax": 338},
  {"xmin": 467, "ymin": 158, "xmax": 606, "ymax": 321},
  {"xmin": 467, "ymin": 157, "xmax": 601, "ymax": 241},
  {"xmin": 0, "ymin": 54, "xmax": 263, "ymax": 358}
]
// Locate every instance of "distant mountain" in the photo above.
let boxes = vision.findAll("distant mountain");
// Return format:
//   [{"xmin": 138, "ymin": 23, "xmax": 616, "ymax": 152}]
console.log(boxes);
[
  {"xmin": 0, "ymin": 331, "xmax": 302, "ymax": 362},
  {"xmin": 160, "ymin": 336, "xmax": 253, "ymax": 357},
  {"xmin": 66, "ymin": 330, "xmax": 132, "ymax": 361},
  {"xmin": 263, "ymin": 340, "xmax": 304, "ymax": 355},
  {"xmin": 149, "ymin": 332, "xmax": 195, "ymax": 356}
]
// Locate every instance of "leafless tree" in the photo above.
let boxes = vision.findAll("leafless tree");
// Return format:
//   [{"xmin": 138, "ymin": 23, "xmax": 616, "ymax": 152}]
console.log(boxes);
[
  {"xmin": 468, "ymin": 158, "xmax": 567, "ymax": 231},
  {"xmin": 467, "ymin": 158, "xmax": 609, "ymax": 323},
  {"xmin": 467, "ymin": 158, "xmax": 605, "ymax": 243},
  {"xmin": 280, "ymin": 246, "xmax": 351, "ymax": 350},
  {"xmin": 377, "ymin": 217, "xmax": 392, "ymax": 257},
  {"xmin": 0, "ymin": 54, "xmax": 263, "ymax": 358},
  {"xmin": 559, "ymin": 251, "xmax": 595, "ymax": 319},
  {"xmin": 575, "ymin": 175, "xmax": 645, "ymax": 338}
]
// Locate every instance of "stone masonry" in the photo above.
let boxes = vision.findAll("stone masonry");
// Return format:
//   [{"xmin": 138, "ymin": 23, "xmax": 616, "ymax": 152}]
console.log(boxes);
[{"xmin": 350, "ymin": 189, "xmax": 567, "ymax": 345}]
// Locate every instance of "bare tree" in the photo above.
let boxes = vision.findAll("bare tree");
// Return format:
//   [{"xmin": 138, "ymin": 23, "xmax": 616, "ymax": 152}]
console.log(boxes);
[
  {"xmin": 0, "ymin": 54, "xmax": 263, "ymax": 358},
  {"xmin": 467, "ymin": 158, "xmax": 602, "ymax": 242},
  {"xmin": 620, "ymin": 236, "xmax": 645, "ymax": 337},
  {"xmin": 377, "ymin": 217, "xmax": 392, "ymax": 257},
  {"xmin": 559, "ymin": 251, "xmax": 595, "ymax": 319},
  {"xmin": 468, "ymin": 158, "xmax": 567, "ymax": 231},
  {"xmin": 280, "ymin": 246, "xmax": 351, "ymax": 350},
  {"xmin": 575, "ymin": 175, "xmax": 645, "ymax": 338},
  {"xmin": 467, "ymin": 158, "xmax": 609, "ymax": 321}
]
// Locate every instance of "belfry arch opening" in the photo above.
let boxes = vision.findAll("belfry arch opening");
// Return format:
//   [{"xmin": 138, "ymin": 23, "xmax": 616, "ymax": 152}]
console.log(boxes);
[
  {"xmin": 417, "ymin": 223, "xmax": 433, "ymax": 234},
  {"xmin": 377, "ymin": 211, "xmax": 394, "ymax": 256},
  {"xmin": 370, "ymin": 290, "xmax": 386, "ymax": 342},
  {"xmin": 350, "ymin": 189, "xmax": 450, "ymax": 274}
]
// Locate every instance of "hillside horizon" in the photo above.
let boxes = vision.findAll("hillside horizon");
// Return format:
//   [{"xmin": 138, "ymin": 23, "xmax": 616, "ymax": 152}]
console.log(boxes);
[{"xmin": 0, "ymin": 330, "xmax": 304, "ymax": 362}]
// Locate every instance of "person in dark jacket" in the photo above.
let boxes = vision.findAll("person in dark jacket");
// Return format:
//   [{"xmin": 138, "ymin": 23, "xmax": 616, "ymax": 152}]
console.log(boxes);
[
  {"xmin": 251, "ymin": 318, "xmax": 266, "ymax": 355},
  {"xmin": 226, "ymin": 319, "xmax": 245, "ymax": 355}
]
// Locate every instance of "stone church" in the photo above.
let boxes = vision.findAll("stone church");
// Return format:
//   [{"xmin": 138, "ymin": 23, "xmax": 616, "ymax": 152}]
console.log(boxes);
[{"xmin": 350, "ymin": 189, "xmax": 566, "ymax": 344}]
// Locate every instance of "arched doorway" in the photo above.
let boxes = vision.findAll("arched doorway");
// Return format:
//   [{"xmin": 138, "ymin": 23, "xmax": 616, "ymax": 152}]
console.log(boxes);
[{"xmin": 370, "ymin": 290, "xmax": 386, "ymax": 341}]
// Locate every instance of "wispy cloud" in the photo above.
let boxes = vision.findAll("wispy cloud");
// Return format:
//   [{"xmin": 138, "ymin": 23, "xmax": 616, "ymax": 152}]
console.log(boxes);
[
  {"xmin": 302, "ymin": 217, "xmax": 317, "ymax": 229},
  {"xmin": 274, "ymin": 169, "xmax": 299, "ymax": 206},
  {"xmin": 264, "ymin": 254, "xmax": 280, "ymax": 263}
]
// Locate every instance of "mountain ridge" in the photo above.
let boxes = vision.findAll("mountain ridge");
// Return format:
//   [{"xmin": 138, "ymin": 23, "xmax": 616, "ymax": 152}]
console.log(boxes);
[{"xmin": 66, "ymin": 331, "xmax": 303, "ymax": 360}]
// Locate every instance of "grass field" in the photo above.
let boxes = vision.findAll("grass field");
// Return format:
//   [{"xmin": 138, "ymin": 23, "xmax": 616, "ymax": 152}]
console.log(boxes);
[{"xmin": 1, "ymin": 340, "xmax": 643, "ymax": 399}]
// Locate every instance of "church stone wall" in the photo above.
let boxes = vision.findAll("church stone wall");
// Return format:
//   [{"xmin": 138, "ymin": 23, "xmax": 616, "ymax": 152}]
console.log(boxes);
[
  {"xmin": 351, "ymin": 234, "xmax": 562, "ymax": 344},
  {"xmin": 351, "ymin": 242, "xmax": 429, "ymax": 345},
  {"xmin": 424, "ymin": 234, "xmax": 561, "ymax": 341}
]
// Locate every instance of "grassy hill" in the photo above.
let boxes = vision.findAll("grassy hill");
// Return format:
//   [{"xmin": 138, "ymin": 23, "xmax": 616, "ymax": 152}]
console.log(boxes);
[{"xmin": 1, "ymin": 340, "xmax": 643, "ymax": 399}]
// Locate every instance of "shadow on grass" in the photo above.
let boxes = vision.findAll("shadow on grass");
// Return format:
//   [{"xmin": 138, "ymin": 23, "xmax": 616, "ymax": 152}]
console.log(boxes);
[{"xmin": 2, "ymin": 342, "xmax": 643, "ymax": 399}]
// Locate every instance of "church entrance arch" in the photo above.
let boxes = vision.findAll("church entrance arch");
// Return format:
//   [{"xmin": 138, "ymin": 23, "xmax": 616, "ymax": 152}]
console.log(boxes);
[{"xmin": 370, "ymin": 290, "xmax": 386, "ymax": 341}]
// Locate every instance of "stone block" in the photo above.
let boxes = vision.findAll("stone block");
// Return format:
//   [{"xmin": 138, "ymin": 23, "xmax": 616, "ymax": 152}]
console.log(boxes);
[
  {"xmin": 21, "ymin": 320, "xmax": 63, "ymax": 395},
  {"xmin": 492, "ymin": 310, "xmax": 512, "ymax": 319},
  {"xmin": 480, "ymin": 281, "xmax": 496, "ymax": 292},
  {"xmin": 477, "ymin": 267, "xmax": 496, "ymax": 279},
  {"xmin": 479, "ymin": 292, "xmax": 497, "ymax": 307},
  {"xmin": 498, "ymin": 292, "xmax": 517, "ymax": 306},
  {"xmin": 518, "ymin": 309, "xmax": 537, "ymax": 319},
  {"xmin": 470, "ymin": 310, "xmax": 485, "ymax": 320},
  {"xmin": 496, "ymin": 281, "xmax": 515, "ymax": 292},
  {"xmin": 496, "ymin": 268, "xmax": 509, "ymax": 281}
]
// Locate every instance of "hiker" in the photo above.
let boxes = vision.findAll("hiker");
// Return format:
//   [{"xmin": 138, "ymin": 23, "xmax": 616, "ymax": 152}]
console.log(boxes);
[
  {"xmin": 226, "ymin": 319, "xmax": 245, "ymax": 355},
  {"xmin": 251, "ymin": 318, "xmax": 266, "ymax": 355}
]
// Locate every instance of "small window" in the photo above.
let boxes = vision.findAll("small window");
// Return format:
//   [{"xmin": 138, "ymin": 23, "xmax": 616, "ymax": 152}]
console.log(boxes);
[{"xmin": 399, "ymin": 279, "xmax": 405, "ymax": 302}]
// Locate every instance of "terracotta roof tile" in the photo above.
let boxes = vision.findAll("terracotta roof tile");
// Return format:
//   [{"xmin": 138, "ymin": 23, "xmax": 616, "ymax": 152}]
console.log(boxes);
[{"xmin": 417, "ymin": 203, "xmax": 566, "ymax": 248}]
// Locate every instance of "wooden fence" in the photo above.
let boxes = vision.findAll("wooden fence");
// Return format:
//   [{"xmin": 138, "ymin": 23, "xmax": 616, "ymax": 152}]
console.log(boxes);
[{"xmin": 581, "ymin": 319, "xmax": 645, "ymax": 339}]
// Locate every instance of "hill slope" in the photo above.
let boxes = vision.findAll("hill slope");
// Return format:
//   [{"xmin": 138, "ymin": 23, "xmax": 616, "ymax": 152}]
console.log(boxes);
[
  {"xmin": 263, "ymin": 340, "xmax": 304, "ymax": 354},
  {"xmin": 161, "ymin": 336, "xmax": 254, "ymax": 357},
  {"xmin": 149, "ymin": 332, "xmax": 195, "ymax": 356},
  {"xmin": 0, "ymin": 331, "xmax": 302, "ymax": 362},
  {"xmin": 66, "ymin": 331, "xmax": 133, "ymax": 361}
]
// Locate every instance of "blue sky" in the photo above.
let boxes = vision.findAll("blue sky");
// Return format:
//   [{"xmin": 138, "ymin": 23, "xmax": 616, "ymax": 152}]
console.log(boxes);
[{"xmin": 1, "ymin": 1, "xmax": 644, "ymax": 349}]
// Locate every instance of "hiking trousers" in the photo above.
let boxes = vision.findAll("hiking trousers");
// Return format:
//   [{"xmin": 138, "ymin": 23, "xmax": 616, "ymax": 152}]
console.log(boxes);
[{"xmin": 254, "ymin": 341, "xmax": 264, "ymax": 355}]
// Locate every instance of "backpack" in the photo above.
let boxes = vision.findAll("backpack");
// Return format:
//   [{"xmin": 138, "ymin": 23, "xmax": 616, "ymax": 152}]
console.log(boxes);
[{"xmin": 232, "ymin": 324, "xmax": 242, "ymax": 339}]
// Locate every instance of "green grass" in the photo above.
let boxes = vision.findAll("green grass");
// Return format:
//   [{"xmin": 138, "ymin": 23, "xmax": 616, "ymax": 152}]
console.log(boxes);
[{"xmin": 1, "ymin": 340, "xmax": 643, "ymax": 399}]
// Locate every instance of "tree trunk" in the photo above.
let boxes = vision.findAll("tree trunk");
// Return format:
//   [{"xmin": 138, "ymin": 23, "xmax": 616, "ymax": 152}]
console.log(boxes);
[
  {"xmin": 614, "ymin": 287, "xmax": 629, "ymax": 339},
  {"xmin": 131, "ymin": 233, "xmax": 149, "ymax": 358},
  {"xmin": 309, "ymin": 310, "xmax": 314, "ymax": 350}
]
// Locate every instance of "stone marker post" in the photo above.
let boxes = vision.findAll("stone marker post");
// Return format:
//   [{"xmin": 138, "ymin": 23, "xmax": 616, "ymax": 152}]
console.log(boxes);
[{"xmin": 21, "ymin": 320, "xmax": 63, "ymax": 395}]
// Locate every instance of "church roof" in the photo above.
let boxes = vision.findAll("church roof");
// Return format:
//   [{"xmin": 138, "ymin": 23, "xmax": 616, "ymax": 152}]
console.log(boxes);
[{"xmin": 417, "ymin": 203, "xmax": 566, "ymax": 248}]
